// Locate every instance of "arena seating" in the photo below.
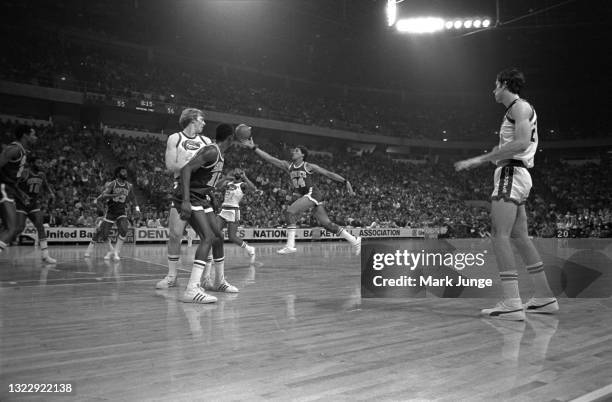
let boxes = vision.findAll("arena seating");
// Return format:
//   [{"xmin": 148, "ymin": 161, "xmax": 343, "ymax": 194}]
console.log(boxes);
[{"xmin": 2, "ymin": 121, "xmax": 608, "ymax": 237}]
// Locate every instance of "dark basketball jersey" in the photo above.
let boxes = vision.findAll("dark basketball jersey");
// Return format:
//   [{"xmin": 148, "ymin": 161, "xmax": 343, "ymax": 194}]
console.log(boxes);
[
  {"xmin": 107, "ymin": 180, "xmax": 131, "ymax": 215},
  {"xmin": 189, "ymin": 143, "xmax": 224, "ymax": 193},
  {"xmin": 0, "ymin": 142, "xmax": 26, "ymax": 185},
  {"xmin": 21, "ymin": 170, "xmax": 46, "ymax": 200},
  {"xmin": 289, "ymin": 161, "xmax": 315, "ymax": 196}
]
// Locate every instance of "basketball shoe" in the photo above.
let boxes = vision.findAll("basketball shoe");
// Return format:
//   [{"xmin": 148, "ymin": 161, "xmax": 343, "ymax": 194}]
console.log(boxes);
[
  {"xmin": 181, "ymin": 284, "xmax": 217, "ymax": 304},
  {"xmin": 42, "ymin": 255, "xmax": 57, "ymax": 264},
  {"xmin": 523, "ymin": 297, "xmax": 559, "ymax": 314},
  {"xmin": 203, "ymin": 278, "xmax": 239, "ymax": 293},
  {"xmin": 156, "ymin": 275, "xmax": 178, "ymax": 289},
  {"xmin": 481, "ymin": 299, "xmax": 526, "ymax": 321},
  {"xmin": 277, "ymin": 246, "xmax": 296, "ymax": 254}
]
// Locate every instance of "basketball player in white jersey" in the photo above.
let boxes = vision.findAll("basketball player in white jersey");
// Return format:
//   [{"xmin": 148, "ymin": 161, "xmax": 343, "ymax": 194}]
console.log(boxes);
[
  {"xmin": 216, "ymin": 168, "xmax": 257, "ymax": 263},
  {"xmin": 455, "ymin": 68, "xmax": 558, "ymax": 321},
  {"xmin": 156, "ymin": 108, "xmax": 212, "ymax": 289}
]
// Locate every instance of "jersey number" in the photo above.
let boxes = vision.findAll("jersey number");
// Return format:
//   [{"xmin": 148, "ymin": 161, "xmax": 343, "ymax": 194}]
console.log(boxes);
[
  {"xmin": 530, "ymin": 121, "xmax": 537, "ymax": 142},
  {"xmin": 28, "ymin": 182, "xmax": 41, "ymax": 194},
  {"xmin": 113, "ymin": 194, "xmax": 127, "ymax": 203},
  {"xmin": 206, "ymin": 171, "xmax": 223, "ymax": 187},
  {"xmin": 291, "ymin": 175, "xmax": 306, "ymax": 188}
]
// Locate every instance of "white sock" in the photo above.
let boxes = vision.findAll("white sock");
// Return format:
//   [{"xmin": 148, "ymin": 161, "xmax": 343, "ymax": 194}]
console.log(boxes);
[
  {"xmin": 107, "ymin": 240, "xmax": 114, "ymax": 252},
  {"xmin": 115, "ymin": 236, "xmax": 125, "ymax": 255},
  {"xmin": 168, "ymin": 255, "xmax": 179, "ymax": 278},
  {"xmin": 526, "ymin": 262, "xmax": 554, "ymax": 298},
  {"xmin": 214, "ymin": 258, "xmax": 225, "ymax": 285},
  {"xmin": 0, "ymin": 240, "xmax": 6, "ymax": 253},
  {"xmin": 40, "ymin": 239, "xmax": 49, "ymax": 258},
  {"xmin": 500, "ymin": 271, "xmax": 520, "ymax": 301},
  {"xmin": 337, "ymin": 228, "xmax": 357, "ymax": 244},
  {"xmin": 287, "ymin": 226, "xmax": 296, "ymax": 248},
  {"xmin": 204, "ymin": 255, "xmax": 213, "ymax": 282},
  {"xmin": 187, "ymin": 259, "xmax": 206, "ymax": 289}
]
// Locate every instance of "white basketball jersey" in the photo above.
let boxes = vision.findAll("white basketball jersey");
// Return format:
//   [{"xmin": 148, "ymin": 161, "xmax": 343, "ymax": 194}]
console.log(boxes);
[
  {"xmin": 170, "ymin": 131, "xmax": 212, "ymax": 178},
  {"xmin": 498, "ymin": 99, "xmax": 538, "ymax": 168},
  {"xmin": 222, "ymin": 181, "xmax": 244, "ymax": 208}
]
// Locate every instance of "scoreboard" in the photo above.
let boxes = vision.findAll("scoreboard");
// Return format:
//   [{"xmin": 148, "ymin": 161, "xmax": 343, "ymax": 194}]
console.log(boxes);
[{"xmin": 112, "ymin": 98, "xmax": 177, "ymax": 115}]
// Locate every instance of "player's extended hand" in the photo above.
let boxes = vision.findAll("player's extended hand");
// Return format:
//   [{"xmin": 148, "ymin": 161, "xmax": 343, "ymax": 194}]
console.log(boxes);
[
  {"xmin": 454, "ymin": 156, "xmax": 484, "ymax": 171},
  {"xmin": 346, "ymin": 181, "xmax": 355, "ymax": 196},
  {"xmin": 180, "ymin": 200, "xmax": 192, "ymax": 220}
]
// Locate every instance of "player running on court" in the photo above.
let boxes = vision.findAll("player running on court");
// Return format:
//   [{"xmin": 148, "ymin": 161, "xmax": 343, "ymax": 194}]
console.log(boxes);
[{"xmin": 239, "ymin": 127, "xmax": 361, "ymax": 255}]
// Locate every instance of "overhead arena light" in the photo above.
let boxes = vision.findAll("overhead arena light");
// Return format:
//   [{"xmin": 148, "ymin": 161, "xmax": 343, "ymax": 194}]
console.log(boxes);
[
  {"xmin": 393, "ymin": 13, "xmax": 493, "ymax": 34},
  {"xmin": 386, "ymin": 0, "xmax": 397, "ymax": 27},
  {"xmin": 396, "ymin": 17, "xmax": 445, "ymax": 34},
  {"xmin": 444, "ymin": 17, "xmax": 491, "ymax": 30}
]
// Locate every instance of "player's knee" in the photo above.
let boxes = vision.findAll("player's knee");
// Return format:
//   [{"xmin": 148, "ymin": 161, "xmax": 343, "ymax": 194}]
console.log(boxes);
[
  {"xmin": 168, "ymin": 226, "xmax": 183, "ymax": 240},
  {"xmin": 36, "ymin": 225, "xmax": 46, "ymax": 238},
  {"xmin": 200, "ymin": 238, "xmax": 213, "ymax": 249},
  {"xmin": 491, "ymin": 231, "xmax": 511, "ymax": 240}
]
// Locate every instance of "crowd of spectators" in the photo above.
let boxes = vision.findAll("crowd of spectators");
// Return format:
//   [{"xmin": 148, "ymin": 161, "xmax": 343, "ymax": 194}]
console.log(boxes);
[
  {"xmin": 0, "ymin": 121, "xmax": 113, "ymax": 228},
  {"xmin": 1, "ymin": 27, "xmax": 605, "ymax": 142},
  {"xmin": 1, "ymin": 119, "xmax": 610, "ymax": 238}
]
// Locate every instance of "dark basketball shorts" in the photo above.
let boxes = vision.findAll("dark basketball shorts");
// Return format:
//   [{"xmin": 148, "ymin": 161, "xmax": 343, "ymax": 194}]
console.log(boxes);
[
  {"xmin": 104, "ymin": 206, "xmax": 128, "ymax": 223},
  {"xmin": 16, "ymin": 199, "xmax": 41, "ymax": 215},
  {"xmin": 171, "ymin": 188, "xmax": 217, "ymax": 214}
]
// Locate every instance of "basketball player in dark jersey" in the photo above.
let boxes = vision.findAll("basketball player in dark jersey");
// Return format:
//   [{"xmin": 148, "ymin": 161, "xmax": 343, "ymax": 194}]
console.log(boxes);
[
  {"xmin": 172, "ymin": 123, "xmax": 235, "ymax": 304},
  {"xmin": 455, "ymin": 68, "xmax": 557, "ymax": 320},
  {"xmin": 16, "ymin": 156, "xmax": 56, "ymax": 263},
  {"xmin": 239, "ymin": 128, "xmax": 361, "ymax": 255},
  {"xmin": 0, "ymin": 125, "xmax": 37, "ymax": 255},
  {"xmin": 85, "ymin": 166, "xmax": 140, "ymax": 261},
  {"xmin": 156, "ymin": 108, "xmax": 212, "ymax": 289}
]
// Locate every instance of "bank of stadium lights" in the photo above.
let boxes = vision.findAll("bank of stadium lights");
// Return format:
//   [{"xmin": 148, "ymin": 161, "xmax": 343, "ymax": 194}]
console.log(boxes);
[
  {"xmin": 386, "ymin": 1, "xmax": 491, "ymax": 34},
  {"xmin": 395, "ymin": 16, "xmax": 491, "ymax": 34}
]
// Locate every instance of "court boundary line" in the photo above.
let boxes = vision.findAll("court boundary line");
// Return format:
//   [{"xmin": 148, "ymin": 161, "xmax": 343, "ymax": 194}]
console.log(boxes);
[
  {"xmin": 569, "ymin": 384, "xmax": 612, "ymax": 402},
  {"xmin": 0, "ymin": 277, "xmax": 162, "ymax": 289},
  {"xmin": 126, "ymin": 256, "xmax": 191, "ymax": 272}
]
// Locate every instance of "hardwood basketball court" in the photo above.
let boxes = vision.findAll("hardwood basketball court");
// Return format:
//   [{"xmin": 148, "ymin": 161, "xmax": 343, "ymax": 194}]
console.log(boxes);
[{"xmin": 1, "ymin": 239, "xmax": 611, "ymax": 401}]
